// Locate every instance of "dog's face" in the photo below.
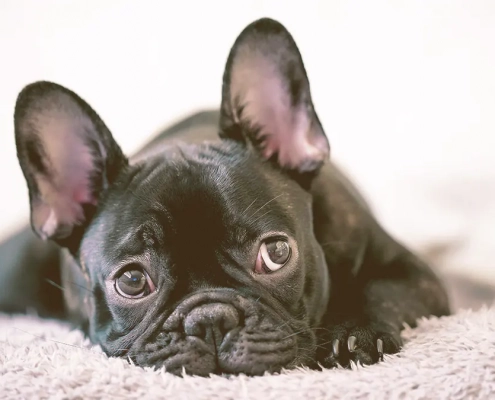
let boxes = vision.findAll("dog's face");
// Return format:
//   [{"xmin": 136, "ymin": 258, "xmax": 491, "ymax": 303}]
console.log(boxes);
[
  {"xmin": 14, "ymin": 18, "xmax": 331, "ymax": 375},
  {"xmin": 81, "ymin": 141, "xmax": 329, "ymax": 375}
]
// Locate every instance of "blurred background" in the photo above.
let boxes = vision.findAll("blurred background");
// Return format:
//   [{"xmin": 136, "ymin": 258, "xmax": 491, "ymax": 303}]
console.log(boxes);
[{"xmin": 0, "ymin": 0, "xmax": 494, "ymax": 285}]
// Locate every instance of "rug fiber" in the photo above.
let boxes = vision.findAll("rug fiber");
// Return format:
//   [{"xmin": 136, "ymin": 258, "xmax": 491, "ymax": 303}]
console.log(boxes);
[{"xmin": 1, "ymin": 307, "xmax": 495, "ymax": 399}]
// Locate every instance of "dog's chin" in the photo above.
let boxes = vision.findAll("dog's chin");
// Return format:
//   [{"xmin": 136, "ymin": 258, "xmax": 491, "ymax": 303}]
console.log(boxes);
[{"xmin": 130, "ymin": 326, "xmax": 310, "ymax": 376}]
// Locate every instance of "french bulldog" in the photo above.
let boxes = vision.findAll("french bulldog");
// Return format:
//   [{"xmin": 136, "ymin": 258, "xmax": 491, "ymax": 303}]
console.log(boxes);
[{"xmin": 0, "ymin": 18, "xmax": 449, "ymax": 376}]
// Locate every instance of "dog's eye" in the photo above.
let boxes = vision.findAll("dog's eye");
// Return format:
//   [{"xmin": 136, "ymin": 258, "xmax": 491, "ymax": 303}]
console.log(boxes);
[
  {"xmin": 255, "ymin": 239, "xmax": 291, "ymax": 274},
  {"xmin": 115, "ymin": 265, "xmax": 155, "ymax": 298}
]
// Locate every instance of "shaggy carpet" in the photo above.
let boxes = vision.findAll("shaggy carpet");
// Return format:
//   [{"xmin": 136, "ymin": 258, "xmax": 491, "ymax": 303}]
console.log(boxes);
[{"xmin": 1, "ymin": 306, "xmax": 495, "ymax": 400}]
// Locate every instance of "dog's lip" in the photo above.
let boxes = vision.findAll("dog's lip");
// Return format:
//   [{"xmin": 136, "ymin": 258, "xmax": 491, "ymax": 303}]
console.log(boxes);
[
  {"xmin": 218, "ymin": 337, "xmax": 296, "ymax": 360},
  {"xmin": 216, "ymin": 334, "xmax": 299, "ymax": 375},
  {"xmin": 217, "ymin": 326, "xmax": 242, "ymax": 353},
  {"xmin": 135, "ymin": 327, "xmax": 298, "ymax": 375},
  {"xmin": 113, "ymin": 288, "xmax": 309, "ymax": 363}
]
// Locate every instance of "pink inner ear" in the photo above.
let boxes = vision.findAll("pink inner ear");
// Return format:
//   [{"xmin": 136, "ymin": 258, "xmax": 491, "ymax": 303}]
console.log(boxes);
[
  {"xmin": 34, "ymin": 161, "xmax": 97, "ymax": 240},
  {"xmin": 260, "ymin": 105, "xmax": 329, "ymax": 170},
  {"xmin": 73, "ymin": 186, "xmax": 98, "ymax": 205},
  {"xmin": 230, "ymin": 54, "xmax": 329, "ymax": 170},
  {"xmin": 31, "ymin": 109, "xmax": 101, "ymax": 239}
]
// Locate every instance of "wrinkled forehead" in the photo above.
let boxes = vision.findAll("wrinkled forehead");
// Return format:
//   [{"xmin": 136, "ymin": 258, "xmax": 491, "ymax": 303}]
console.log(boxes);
[
  {"xmin": 126, "ymin": 144, "xmax": 279, "ymax": 219},
  {"xmin": 82, "ymin": 143, "xmax": 306, "ymax": 264},
  {"xmin": 123, "ymin": 143, "xmax": 303, "ymax": 216}
]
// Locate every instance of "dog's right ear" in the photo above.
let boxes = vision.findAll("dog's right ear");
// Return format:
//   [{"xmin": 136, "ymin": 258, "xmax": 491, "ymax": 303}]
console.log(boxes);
[{"xmin": 14, "ymin": 81, "xmax": 128, "ymax": 252}]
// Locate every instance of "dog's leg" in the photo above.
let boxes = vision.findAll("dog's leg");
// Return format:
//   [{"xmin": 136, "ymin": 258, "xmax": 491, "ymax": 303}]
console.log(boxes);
[{"xmin": 318, "ymin": 250, "xmax": 450, "ymax": 368}]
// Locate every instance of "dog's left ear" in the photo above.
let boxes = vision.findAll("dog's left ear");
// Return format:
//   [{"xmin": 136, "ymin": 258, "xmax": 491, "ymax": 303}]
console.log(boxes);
[{"xmin": 219, "ymin": 18, "xmax": 330, "ymax": 173}]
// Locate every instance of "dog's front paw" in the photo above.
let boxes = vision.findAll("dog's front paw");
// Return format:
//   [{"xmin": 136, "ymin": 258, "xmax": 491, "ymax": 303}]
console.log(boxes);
[{"xmin": 318, "ymin": 322, "xmax": 402, "ymax": 368}]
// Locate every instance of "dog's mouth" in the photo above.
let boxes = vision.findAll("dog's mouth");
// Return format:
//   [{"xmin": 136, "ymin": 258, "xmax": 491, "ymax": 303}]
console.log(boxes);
[
  {"xmin": 131, "ymin": 325, "xmax": 299, "ymax": 376},
  {"xmin": 122, "ymin": 293, "xmax": 315, "ymax": 376}
]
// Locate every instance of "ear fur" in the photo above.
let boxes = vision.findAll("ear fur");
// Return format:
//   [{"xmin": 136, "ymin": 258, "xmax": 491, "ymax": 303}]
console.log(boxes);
[
  {"xmin": 15, "ymin": 81, "xmax": 128, "ymax": 251},
  {"xmin": 219, "ymin": 18, "xmax": 330, "ymax": 173}
]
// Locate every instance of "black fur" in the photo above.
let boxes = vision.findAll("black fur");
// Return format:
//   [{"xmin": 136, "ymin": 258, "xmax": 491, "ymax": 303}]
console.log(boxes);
[{"xmin": 0, "ymin": 18, "xmax": 449, "ymax": 376}]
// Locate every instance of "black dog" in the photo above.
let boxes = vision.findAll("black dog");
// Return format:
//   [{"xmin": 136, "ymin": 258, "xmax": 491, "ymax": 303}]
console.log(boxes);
[{"xmin": 0, "ymin": 18, "xmax": 449, "ymax": 376}]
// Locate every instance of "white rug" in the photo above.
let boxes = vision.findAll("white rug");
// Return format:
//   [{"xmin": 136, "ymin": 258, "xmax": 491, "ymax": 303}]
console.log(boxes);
[{"xmin": 1, "ymin": 308, "xmax": 495, "ymax": 400}]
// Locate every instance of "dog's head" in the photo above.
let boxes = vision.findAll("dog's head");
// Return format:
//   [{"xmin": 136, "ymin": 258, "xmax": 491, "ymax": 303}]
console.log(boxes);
[{"xmin": 14, "ymin": 18, "xmax": 331, "ymax": 375}]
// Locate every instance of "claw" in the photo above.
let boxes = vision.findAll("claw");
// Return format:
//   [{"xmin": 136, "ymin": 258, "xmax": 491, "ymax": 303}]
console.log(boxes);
[
  {"xmin": 348, "ymin": 336, "xmax": 357, "ymax": 352},
  {"xmin": 377, "ymin": 338, "xmax": 384, "ymax": 361},
  {"xmin": 332, "ymin": 339, "xmax": 339, "ymax": 356}
]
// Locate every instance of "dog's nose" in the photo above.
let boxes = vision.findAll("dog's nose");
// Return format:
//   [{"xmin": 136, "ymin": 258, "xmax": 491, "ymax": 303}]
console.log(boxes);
[{"xmin": 184, "ymin": 303, "xmax": 239, "ymax": 345}]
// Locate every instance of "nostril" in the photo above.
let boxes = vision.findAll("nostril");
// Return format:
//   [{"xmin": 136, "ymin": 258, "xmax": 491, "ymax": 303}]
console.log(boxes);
[
  {"xmin": 184, "ymin": 321, "xmax": 206, "ymax": 337},
  {"xmin": 184, "ymin": 303, "xmax": 240, "ymax": 341},
  {"xmin": 220, "ymin": 310, "xmax": 238, "ymax": 332}
]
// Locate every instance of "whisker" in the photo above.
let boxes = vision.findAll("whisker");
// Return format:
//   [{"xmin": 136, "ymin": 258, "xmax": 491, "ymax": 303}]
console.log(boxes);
[
  {"xmin": 45, "ymin": 278, "xmax": 94, "ymax": 294},
  {"xmin": 45, "ymin": 278, "xmax": 65, "ymax": 292},
  {"xmin": 274, "ymin": 320, "xmax": 292, "ymax": 332},
  {"xmin": 248, "ymin": 210, "xmax": 272, "ymax": 226},
  {"xmin": 247, "ymin": 194, "xmax": 283, "ymax": 219},
  {"xmin": 315, "ymin": 339, "xmax": 335, "ymax": 348},
  {"xmin": 12, "ymin": 327, "xmax": 90, "ymax": 350},
  {"xmin": 69, "ymin": 281, "xmax": 94, "ymax": 294},
  {"xmin": 295, "ymin": 347, "xmax": 316, "ymax": 356},
  {"xmin": 292, "ymin": 339, "xmax": 332, "ymax": 352},
  {"xmin": 282, "ymin": 329, "xmax": 311, "ymax": 340},
  {"xmin": 273, "ymin": 313, "xmax": 310, "ymax": 332},
  {"xmin": 12, "ymin": 328, "xmax": 130, "ymax": 355},
  {"xmin": 281, "ymin": 326, "xmax": 334, "ymax": 340},
  {"xmin": 241, "ymin": 198, "xmax": 258, "ymax": 216}
]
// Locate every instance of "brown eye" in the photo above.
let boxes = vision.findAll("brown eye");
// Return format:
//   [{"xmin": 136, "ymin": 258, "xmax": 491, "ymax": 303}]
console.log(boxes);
[
  {"xmin": 255, "ymin": 239, "xmax": 291, "ymax": 274},
  {"xmin": 115, "ymin": 265, "xmax": 155, "ymax": 298}
]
